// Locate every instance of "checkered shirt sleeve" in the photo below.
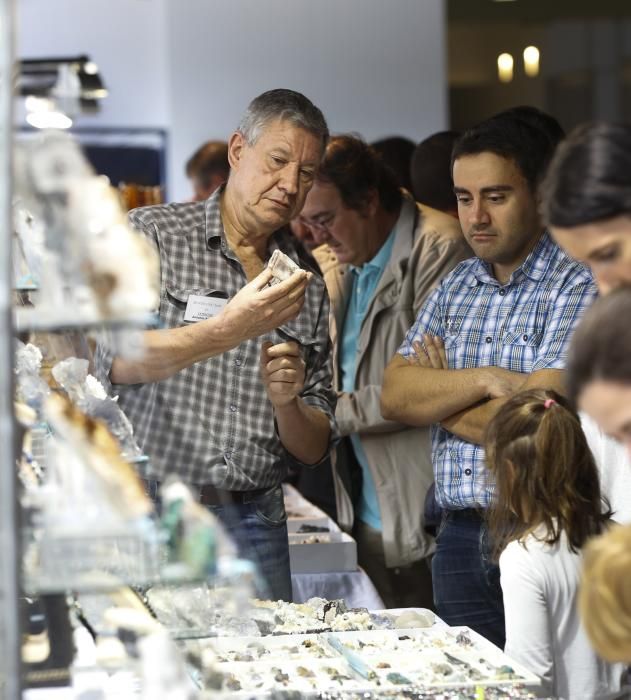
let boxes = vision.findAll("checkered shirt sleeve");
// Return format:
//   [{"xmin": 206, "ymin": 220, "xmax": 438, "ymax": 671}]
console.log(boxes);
[
  {"xmin": 530, "ymin": 265, "xmax": 597, "ymax": 371},
  {"xmin": 93, "ymin": 222, "xmax": 160, "ymax": 396}
]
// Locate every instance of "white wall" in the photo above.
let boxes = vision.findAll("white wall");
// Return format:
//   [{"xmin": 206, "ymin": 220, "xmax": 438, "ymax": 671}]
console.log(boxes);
[
  {"xmin": 166, "ymin": 0, "xmax": 447, "ymax": 199},
  {"xmin": 16, "ymin": 0, "xmax": 448, "ymax": 200},
  {"xmin": 16, "ymin": 0, "xmax": 170, "ymax": 127}
]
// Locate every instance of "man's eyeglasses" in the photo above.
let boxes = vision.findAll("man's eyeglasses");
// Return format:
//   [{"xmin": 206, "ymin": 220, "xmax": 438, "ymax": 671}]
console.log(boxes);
[{"xmin": 297, "ymin": 212, "xmax": 336, "ymax": 234}]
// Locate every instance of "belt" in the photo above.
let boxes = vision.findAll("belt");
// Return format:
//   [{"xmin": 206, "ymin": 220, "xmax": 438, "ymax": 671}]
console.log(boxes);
[
  {"xmin": 141, "ymin": 479, "xmax": 270, "ymax": 506},
  {"xmin": 198, "ymin": 483, "xmax": 270, "ymax": 506},
  {"xmin": 445, "ymin": 508, "xmax": 484, "ymax": 521}
]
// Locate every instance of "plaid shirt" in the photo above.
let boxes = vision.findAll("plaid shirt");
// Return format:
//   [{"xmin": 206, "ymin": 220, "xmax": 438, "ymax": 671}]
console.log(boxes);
[
  {"xmin": 398, "ymin": 232, "xmax": 597, "ymax": 509},
  {"xmin": 95, "ymin": 188, "xmax": 336, "ymax": 489}
]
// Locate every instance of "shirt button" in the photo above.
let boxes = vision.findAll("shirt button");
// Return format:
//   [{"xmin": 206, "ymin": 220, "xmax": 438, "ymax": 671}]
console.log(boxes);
[
  {"xmin": 485, "ymin": 336, "xmax": 492, "ymax": 343},
  {"xmin": 499, "ymin": 289, "xmax": 506, "ymax": 296},
  {"xmin": 523, "ymin": 334, "xmax": 528, "ymax": 341},
  {"xmin": 224, "ymin": 451, "xmax": 232, "ymax": 460},
  {"xmin": 464, "ymin": 468, "xmax": 472, "ymax": 476},
  {"xmin": 229, "ymin": 404, "xmax": 237, "ymax": 412},
  {"xmin": 235, "ymin": 359, "xmax": 242, "ymax": 366}
]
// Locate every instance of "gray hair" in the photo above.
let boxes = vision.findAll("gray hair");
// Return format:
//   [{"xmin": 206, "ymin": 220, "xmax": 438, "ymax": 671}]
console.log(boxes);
[{"xmin": 237, "ymin": 89, "xmax": 329, "ymax": 151}]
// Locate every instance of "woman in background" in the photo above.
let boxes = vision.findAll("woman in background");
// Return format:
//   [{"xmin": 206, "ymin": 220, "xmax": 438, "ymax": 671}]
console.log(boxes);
[
  {"xmin": 542, "ymin": 121, "xmax": 631, "ymax": 295},
  {"xmin": 484, "ymin": 389, "xmax": 625, "ymax": 700}
]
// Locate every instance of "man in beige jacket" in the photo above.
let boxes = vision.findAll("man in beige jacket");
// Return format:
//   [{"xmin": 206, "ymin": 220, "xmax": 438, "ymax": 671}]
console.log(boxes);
[{"xmin": 299, "ymin": 135, "xmax": 469, "ymax": 607}]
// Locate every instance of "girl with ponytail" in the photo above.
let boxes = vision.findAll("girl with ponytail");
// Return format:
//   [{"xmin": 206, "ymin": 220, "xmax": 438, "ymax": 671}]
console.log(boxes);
[{"xmin": 484, "ymin": 389, "xmax": 625, "ymax": 699}]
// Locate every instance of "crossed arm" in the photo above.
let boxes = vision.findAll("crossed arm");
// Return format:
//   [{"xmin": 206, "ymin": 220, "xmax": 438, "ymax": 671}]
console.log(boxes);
[{"xmin": 381, "ymin": 335, "xmax": 565, "ymax": 445}]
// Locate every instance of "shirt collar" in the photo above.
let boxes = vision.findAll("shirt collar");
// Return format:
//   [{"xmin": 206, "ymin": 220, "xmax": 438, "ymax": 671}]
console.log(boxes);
[
  {"xmin": 467, "ymin": 230, "xmax": 553, "ymax": 287},
  {"xmin": 204, "ymin": 184, "xmax": 226, "ymax": 247},
  {"xmin": 203, "ymin": 185, "xmax": 301, "ymax": 264}
]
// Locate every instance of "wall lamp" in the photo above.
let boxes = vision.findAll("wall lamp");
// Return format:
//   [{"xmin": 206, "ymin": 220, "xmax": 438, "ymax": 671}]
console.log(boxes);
[{"xmin": 17, "ymin": 55, "xmax": 108, "ymax": 127}]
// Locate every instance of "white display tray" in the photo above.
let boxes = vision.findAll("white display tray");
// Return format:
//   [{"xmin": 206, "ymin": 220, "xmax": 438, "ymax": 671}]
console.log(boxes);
[
  {"xmin": 204, "ymin": 657, "xmax": 367, "ymax": 695},
  {"xmin": 194, "ymin": 633, "xmax": 339, "ymax": 663},
  {"xmin": 327, "ymin": 627, "xmax": 541, "ymax": 690},
  {"xmin": 286, "ymin": 514, "xmax": 337, "ymax": 534},
  {"xmin": 187, "ymin": 626, "xmax": 542, "ymax": 696},
  {"xmin": 288, "ymin": 531, "xmax": 357, "ymax": 574}
]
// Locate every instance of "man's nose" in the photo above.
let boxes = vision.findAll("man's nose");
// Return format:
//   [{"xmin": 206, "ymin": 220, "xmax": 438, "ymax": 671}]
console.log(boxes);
[
  {"xmin": 594, "ymin": 267, "xmax": 621, "ymax": 296},
  {"xmin": 597, "ymin": 277, "xmax": 613, "ymax": 296},
  {"xmin": 310, "ymin": 225, "xmax": 330, "ymax": 246},
  {"xmin": 469, "ymin": 199, "xmax": 491, "ymax": 226},
  {"xmin": 278, "ymin": 164, "xmax": 299, "ymax": 195}
]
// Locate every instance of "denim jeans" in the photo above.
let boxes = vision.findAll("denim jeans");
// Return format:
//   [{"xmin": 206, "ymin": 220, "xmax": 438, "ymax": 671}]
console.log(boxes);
[
  {"xmin": 431, "ymin": 509, "xmax": 505, "ymax": 649},
  {"xmin": 207, "ymin": 485, "xmax": 292, "ymax": 602}
]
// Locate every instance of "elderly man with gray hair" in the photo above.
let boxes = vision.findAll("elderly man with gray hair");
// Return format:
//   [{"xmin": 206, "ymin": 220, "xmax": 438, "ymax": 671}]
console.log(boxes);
[{"xmin": 95, "ymin": 89, "xmax": 336, "ymax": 601}]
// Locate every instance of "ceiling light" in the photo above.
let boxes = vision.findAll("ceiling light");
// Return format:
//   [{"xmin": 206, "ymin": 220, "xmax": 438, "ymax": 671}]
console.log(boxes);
[
  {"xmin": 26, "ymin": 111, "xmax": 72, "ymax": 130},
  {"xmin": 497, "ymin": 53, "xmax": 514, "ymax": 83},
  {"xmin": 24, "ymin": 96, "xmax": 52, "ymax": 113},
  {"xmin": 17, "ymin": 55, "xmax": 108, "ymax": 117},
  {"xmin": 523, "ymin": 45, "xmax": 540, "ymax": 78},
  {"xmin": 25, "ymin": 92, "xmax": 73, "ymax": 129}
]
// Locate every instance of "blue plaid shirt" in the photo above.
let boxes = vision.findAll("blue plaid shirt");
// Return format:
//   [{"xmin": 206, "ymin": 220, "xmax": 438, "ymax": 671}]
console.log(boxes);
[{"xmin": 398, "ymin": 232, "xmax": 597, "ymax": 509}]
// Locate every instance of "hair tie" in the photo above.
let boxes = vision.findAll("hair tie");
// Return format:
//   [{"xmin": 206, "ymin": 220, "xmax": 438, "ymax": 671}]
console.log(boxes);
[{"xmin": 544, "ymin": 398, "xmax": 557, "ymax": 409}]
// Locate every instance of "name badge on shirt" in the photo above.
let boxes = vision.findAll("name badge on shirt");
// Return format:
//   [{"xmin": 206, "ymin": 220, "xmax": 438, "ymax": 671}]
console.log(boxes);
[{"xmin": 184, "ymin": 294, "xmax": 227, "ymax": 323}]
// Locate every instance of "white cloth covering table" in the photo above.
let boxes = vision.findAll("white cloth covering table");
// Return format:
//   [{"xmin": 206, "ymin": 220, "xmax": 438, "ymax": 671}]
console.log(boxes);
[
  {"xmin": 284, "ymin": 485, "xmax": 384, "ymax": 608},
  {"xmin": 291, "ymin": 567, "xmax": 384, "ymax": 609}
]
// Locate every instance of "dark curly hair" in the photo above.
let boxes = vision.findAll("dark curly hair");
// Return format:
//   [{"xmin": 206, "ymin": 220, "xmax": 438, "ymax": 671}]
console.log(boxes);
[{"xmin": 315, "ymin": 134, "xmax": 402, "ymax": 214}]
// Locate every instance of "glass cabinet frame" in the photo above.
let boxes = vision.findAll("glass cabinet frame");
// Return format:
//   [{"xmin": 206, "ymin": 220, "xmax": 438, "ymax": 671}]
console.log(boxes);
[{"xmin": 0, "ymin": 0, "xmax": 22, "ymax": 697}]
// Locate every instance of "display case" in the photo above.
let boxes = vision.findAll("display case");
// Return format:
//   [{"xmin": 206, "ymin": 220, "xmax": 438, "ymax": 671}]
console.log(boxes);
[
  {"xmin": 0, "ymin": 0, "xmax": 22, "ymax": 697},
  {"xmin": 181, "ymin": 626, "xmax": 541, "ymax": 696}
]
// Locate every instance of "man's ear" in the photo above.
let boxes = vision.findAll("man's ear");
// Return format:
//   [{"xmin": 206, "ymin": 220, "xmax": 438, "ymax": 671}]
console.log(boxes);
[
  {"xmin": 534, "ymin": 189, "xmax": 546, "ymax": 230},
  {"xmin": 228, "ymin": 131, "xmax": 246, "ymax": 170},
  {"xmin": 360, "ymin": 188, "xmax": 379, "ymax": 218}
]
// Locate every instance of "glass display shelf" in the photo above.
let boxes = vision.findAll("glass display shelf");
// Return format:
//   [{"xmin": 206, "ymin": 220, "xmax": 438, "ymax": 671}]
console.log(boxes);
[
  {"xmin": 14, "ymin": 306, "xmax": 159, "ymax": 334},
  {"xmin": 22, "ymin": 521, "xmax": 255, "ymax": 596},
  {"xmin": 0, "ymin": 0, "xmax": 22, "ymax": 696}
]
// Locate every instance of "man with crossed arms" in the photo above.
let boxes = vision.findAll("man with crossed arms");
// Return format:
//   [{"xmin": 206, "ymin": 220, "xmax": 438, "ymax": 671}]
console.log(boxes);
[{"xmin": 382, "ymin": 113, "xmax": 596, "ymax": 647}]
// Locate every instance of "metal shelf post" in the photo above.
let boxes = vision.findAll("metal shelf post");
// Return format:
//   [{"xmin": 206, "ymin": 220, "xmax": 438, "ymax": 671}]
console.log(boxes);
[{"xmin": 0, "ymin": 0, "xmax": 22, "ymax": 697}]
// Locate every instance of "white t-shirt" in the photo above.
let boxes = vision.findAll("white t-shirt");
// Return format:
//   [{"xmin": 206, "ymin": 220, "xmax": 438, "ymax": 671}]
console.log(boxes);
[
  {"xmin": 581, "ymin": 413, "xmax": 631, "ymax": 524},
  {"xmin": 500, "ymin": 530, "xmax": 626, "ymax": 700}
]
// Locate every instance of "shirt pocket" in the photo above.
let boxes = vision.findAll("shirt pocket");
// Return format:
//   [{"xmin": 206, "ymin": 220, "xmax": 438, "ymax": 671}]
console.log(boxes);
[
  {"xmin": 160, "ymin": 285, "xmax": 227, "ymax": 328},
  {"xmin": 500, "ymin": 328, "xmax": 543, "ymax": 371}
]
